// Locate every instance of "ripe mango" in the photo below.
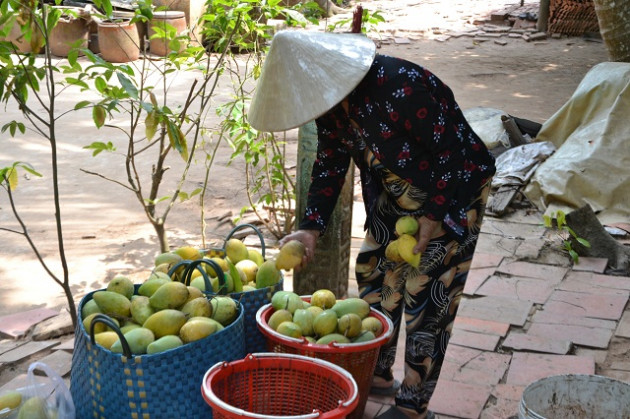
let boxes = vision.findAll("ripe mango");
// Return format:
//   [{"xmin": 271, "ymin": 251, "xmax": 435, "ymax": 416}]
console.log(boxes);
[
  {"xmin": 180, "ymin": 297, "xmax": 212, "ymax": 318},
  {"xmin": 106, "ymin": 275, "xmax": 134, "ymax": 300},
  {"xmin": 0, "ymin": 390, "xmax": 22, "ymax": 410},
  {"xmin": 255, "ymin": 260, "xmax": 281, "ymax": 289},
  {"xmin": 306, "ymin": 305, "xmax": 324, "ymax": 318},
  {"xmin": 147, "ymin": 335, "xmax": 184, "ymax": 354},
  {"xmin": 83, "ymin": 313, "xmax": 119, "ymax": 334},
  {"xmin": 385, "ymin": 239, "xmax": 404, "ymax": 263},
  {"xmin": 276, "ymin": 321, "xmax": 302, "ymax": 339},
  {"xmin": 311, "ymin": 289, "xmax": 336, "ymax": 309},
  {"xmin": 225, "ymin": 238, "xmax": 248, "ymax": 264},
  {"xmin": 316, "ymin": 333, "xmax": 350, "ymax": 345},
  {"xmin": 362, "ymin": 316, "xmax": 384, "ymax": 336},
  {"xmin": 143, "ymin": 309, "xmax": 187, "ymax": 338},
  {"xmin": 205, "ymin": 257, "xmax": 228, "ymax": 276},
  {"xmin": 331, "ymin": 298, "xmax": 370, "ymax": 320},
  {"xmin": 81, "ymin": 299, "xmax": 101, "ymax": 319},
  {"xmin": 17, "ymin": 396, "xmax": 47, "ymax": 419},
  {"xmin": 154, "ymin": 251, "xmax": 183, "ymax": 268},
  {"xmin": 397, "ymin": 234, "xmax": 421, "ymax": 268},
  {"xmin": 138, "ymin": 277, "xmax": 170, "ymax": 297},
  {"xmin": 395, "ymin": 215, "xmax": 419, "ymax": 236},
  {"xmin": 210, "ymin": 297, "xmax": 238, "ymax": 326},
  {"xmin": 293, "ymin": 308, "xmax": 314, "ymax": 336},
  {"xmin": 275, "ymin": 240, "xmax": 305, "ymax": 271},
  {"xmin": 94, "ymin": 331, "xmax": 120, "ymax": 350},
  {"xmin": 247, "ymin": 249, "xmax": 265, "ymax": 266},
  {"xmin": 130, "ymin": 296, "xmax": 155, "ymax": 326},
  {"xmin": 186, "ymin": 286, "xmax": 204, "ymax": 302},
  {"xmin": 337, "ymin": 313, "xmax": 362, "ymax": 338},
  {"xmin": 268, "ymin": 309, "xmax": 293, "ymax": 330},
  {"xmin": 93, "ymin": 291, "xmax": 131, "ymax": 318},
  {"xmin": 173, "ymin": 246, "xmax": 202, "ymax": 261},
  {"xmin": 149, "ymin": 281, "xmax": 189, "ymax": 310},
  {"xmin": 235, "ymin": 259, "xmax": 258, "ymax": 283},
  {"xmin": 313, "ymin": 310, "xmax": 338, "ymax": 337},
  {"xmin": 111, "ymin": 327, "xmax": 154, "ymax": 355},
  {"xmin": 179, "ymin": 317, "xmax": 220, "ymax": 343}
]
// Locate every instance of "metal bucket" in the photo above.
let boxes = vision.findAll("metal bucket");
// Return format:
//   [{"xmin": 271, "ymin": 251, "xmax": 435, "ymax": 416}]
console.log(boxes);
[{"xmin": 519, "ymin": 374, "xmax": 630, "ymax": 419}]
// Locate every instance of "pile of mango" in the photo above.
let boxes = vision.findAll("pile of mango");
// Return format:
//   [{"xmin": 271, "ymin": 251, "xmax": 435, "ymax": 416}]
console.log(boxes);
[
  {"xmin": 266, "ymin": 290, "xmax": 383, "ymax": 345},
  {"xmin": 82, "ymin": 275, "xmax": 239, "ymax": 355},
  {"xmin": 0, "ymin": 392, "xmax": 55, "ymax": 419},
  {"xmin": 153, "ymin": 238, "xmax": 297, "ymax": 294}
]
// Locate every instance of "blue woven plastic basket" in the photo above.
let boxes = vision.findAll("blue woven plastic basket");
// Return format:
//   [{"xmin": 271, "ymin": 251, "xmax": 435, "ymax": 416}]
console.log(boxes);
[{"xmin": 70, "ymin": 286, "xmax": 245, "ymax": 419}]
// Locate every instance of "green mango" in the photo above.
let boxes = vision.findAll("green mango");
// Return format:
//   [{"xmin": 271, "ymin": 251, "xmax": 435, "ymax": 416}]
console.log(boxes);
[
  {"xmin": 93, "ymin": 291, "xmax": 131, "ymax": 318},
  {"xmin": 131, "ymin": 295, "xmax": 155, "ymax": 326},
  {"xmin": 316, "ymin": 333, "xmax": 350, "ymax": 345},
  {"xmin": 147, "ymin": 335, "xmax": 183, "ymax": 354},
  {"xmin": 138, "ymin": 277, "xmax": 170, "ymax": 297},
  {"xmin": 331, "ymin": 298, "xmax": 370, "ymax": 320},
  {"xmin": 149, "ymin": 281, "xmax": 189, "ymax": 310},
  {"xmin": 111, "ymin": 327, "xmax": 155, "ymax": 355},
  {"xmin": 143, "ymin": 309, "xmax": 187, "ymax": 338}
]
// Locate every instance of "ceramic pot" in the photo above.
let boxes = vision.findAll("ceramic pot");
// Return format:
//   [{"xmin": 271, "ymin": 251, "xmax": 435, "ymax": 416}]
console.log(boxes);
[
  {"xmin": 149, "ymin": 10, "xmax": 186, "ymax": 56},
  {"xmin": 49, "ymin": 7, "xmax": 89, "ymax": 57},
  {"xmin": 97, "ymin": 19, "xmax": 140, "ymax": 63}
]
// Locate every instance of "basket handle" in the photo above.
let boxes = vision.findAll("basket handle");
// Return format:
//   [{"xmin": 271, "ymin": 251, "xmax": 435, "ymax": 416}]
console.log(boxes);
[
  {"xmin": 181, "ymin": 258, "xmax": 228, "ymax": 295},
  {"xmin": 89, "ymin": 313, "xmax": 132, "ymax": 358},
  {"xmin": 224, "ymin": 223, "xmax": 266, "ymax": 259}
]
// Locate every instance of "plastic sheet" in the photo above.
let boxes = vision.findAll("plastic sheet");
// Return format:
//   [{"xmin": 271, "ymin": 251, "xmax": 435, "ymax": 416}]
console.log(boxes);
[
  {"xmin": 492, "ymin": 141, "xmax": 556, "ymax": 188},
  {"xmin": 524, "ymin": 62, "xmax": 630, "ymax": 225},
  {"xmin": 463, "ymin": 107, "xmax": 510, "ymax": 150}
]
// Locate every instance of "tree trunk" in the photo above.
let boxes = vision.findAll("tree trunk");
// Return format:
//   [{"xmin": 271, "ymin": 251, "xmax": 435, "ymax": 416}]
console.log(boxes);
[
  {"xmin": 293, "ymin": 121, "xmax": 353, "ymax": 297},
  {"xmin": 593, "ymin": 0, "xmax": 630, "ymax": 62},
  {"xmin": 565, "ymin": 204, "xmax": 630, "ymax": 275}
]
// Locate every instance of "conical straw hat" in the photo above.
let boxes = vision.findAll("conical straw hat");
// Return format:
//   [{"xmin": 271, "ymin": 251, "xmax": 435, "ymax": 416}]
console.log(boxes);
[{"xmin": 248, "ymin": 30, "xmax": 376, "ymax": 132}]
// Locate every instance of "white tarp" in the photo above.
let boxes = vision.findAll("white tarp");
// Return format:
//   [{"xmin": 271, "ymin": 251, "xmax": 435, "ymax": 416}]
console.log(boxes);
[{"xmin": 524, "ymin": 62, "xmax": 630, "ymax": 225}]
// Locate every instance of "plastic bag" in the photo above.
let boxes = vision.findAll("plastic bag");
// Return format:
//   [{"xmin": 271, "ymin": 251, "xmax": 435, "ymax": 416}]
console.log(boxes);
[{"xmin": 2, "ymin": 362, "xmax": 75, "ymax": 419}]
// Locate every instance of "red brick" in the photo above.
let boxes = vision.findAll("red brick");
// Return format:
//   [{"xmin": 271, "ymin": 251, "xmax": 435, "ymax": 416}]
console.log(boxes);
[
  {"xmin": 502, "ymin": 331, "xmax": 572, "ymax": 354},
  {"xmin": 470, "ymin": 252, "xmax": 504, "ymax": 269},
  {"xmin": 476, "ymin": 274, "xmax": 556, "ymax": 304},
  {"xmin": 531, "ymin": 310, "xmax": 617, "ymax": 330},
  {"xmin": 496, "ymin": 261, "xmax": 568, "ymax": 281},
  {"xmin": 480, "ymin": 398, "xmax": 520, "ymax": 419},
  {"xmin": 558, "ymin": 272, "xmax": 630, "ymax": 296},
  {"xmin": 527, "ymin": 322, "xmax": 613, "ymax": 349},
  {"xmin": 548, "ymin": 290, "xmax": 628, "ymax": 320},
  {"xmin": 506, "ymin": 352, "xmax": 595, "ymax": 386},
  {"xmin": 572, "ymin": 257, "xmax": 608, "ymax": 273},
  {"xmin": 444, "ymin": 344, "xmax": 483, "ymax": 366},
  {"xmin": 454, "ymin": 316, "xmax": 510, "ymax": 337},
  {"xmin": 0, "ymin": 308, "xmax": 59, "ymax": 338},
  {"xmin": 491, "ymin": 383, "xmax": 527, "ymax": 401},
  {"xmin": 464, "ymin": 267, "xmax": 496, "ymax": 295},
  {"xmin": 570, "ymin": 271, "xmax": 630, "ymax": 291},
  {"xmin": 616, "ymin": 311, "xmax": 630, "ymax": 338},
  {"xmin": 450, "ymin": 329, "xmax": 500, "ymax": 351},
  {"xmin": 457, "ymin": 295, "xmax": 533, "ymax": 326},
  {"xmin": 429, "ymin": 379, "xmax": 492, "ymax": 418}
]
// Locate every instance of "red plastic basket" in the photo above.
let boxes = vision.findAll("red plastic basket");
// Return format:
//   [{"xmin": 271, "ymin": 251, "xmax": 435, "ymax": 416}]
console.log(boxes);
[
  {"xmin": 255, "ymin": 297, "xmax": 394, "ymax": 419},
  {"xmin": 201, "ymin": 353, "xmax": 359, "ymax": 419}
]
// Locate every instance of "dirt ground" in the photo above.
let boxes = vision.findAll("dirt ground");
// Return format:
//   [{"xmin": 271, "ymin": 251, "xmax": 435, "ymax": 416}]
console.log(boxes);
[{"xmin": 0, "ymin": 0, "xmax": 611, "ymax": 318}]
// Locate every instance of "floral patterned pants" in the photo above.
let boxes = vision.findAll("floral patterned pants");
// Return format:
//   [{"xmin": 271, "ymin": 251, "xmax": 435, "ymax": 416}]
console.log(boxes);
[{"xmin": 355, "ymin": 182, "xmax": 491, "ymax": 415}]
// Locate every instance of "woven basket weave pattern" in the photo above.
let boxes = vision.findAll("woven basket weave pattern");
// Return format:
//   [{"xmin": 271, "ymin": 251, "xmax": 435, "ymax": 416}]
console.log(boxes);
[{"xmin": 70, "ymin": 287, "xmax": 246, "ymax": 418}]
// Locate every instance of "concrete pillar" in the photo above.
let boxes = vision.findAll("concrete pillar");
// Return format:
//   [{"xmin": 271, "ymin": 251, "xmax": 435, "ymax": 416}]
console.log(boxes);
[{"xmin": 293, "ymin": 121, "xmax": 354, "ymax": 297}]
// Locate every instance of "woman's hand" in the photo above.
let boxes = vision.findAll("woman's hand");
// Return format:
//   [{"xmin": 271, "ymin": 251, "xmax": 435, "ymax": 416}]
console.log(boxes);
[
  {"xmin": 279, "ymin": 229, "xmax": 320, "ymax": 271},
  {"xmin": 413, "ymin": 216, "xmax": 442, "ymax": 254}
]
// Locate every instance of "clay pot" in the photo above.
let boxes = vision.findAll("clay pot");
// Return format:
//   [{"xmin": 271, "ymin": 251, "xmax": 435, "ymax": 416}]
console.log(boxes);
[
  {"xmin": 149, "ymin": 11, "xmax": 186, "ymax": 56},
  {"xmin": 49, "ymin": 7, "xmax": 89, "ymax": 57},
  {"xmin": 96, "ymin": 19, "xmax": 140, "ymax": 63}
]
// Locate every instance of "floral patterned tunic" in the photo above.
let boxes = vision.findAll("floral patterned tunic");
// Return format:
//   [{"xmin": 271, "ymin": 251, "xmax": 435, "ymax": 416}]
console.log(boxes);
[{"xmin": 299, "ymin": 54, "xmax": 496, "ymax": 241}]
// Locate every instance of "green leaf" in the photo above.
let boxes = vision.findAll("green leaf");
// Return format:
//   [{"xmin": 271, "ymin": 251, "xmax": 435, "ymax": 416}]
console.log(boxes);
[
  {"xmin": 556, "ymin": 210, "xmax": 566, "ymax": 229},
  {"xmin": 92, "ymin": 105, "xmax": 106, "ymax": 128},
  {"xmin": 145, "ymin": 111, "xmax": 159, "ymax": 140},
  {"xmin": 569, "ymin": 249, "xmax": 579, "ymax": 263},
  {"xmin": 83, "ymin": 141, "xmax": 116, "ymax": 156},
  {"xmin": 95, "ymin": 77, "xmax": 107, "ymax": 93},
  {"xmin": 116, "ymin": 72, "xmax": 138, "ymax": 99},
  {"xmin": 74, "ymin": 100, "xmax": 91, "ymax": 110},
  {"xmin": 7, "ymin": 167, "xmax": 17, "ymax": 190},
  {"xmin": 166, "ymin": 121, "xmax": 188, "ymax": 161},
  {"xmin": 542, "ymin": 215, "xmax": 552, "ymax": 228},
  {"xmin": 576, "ymin": 238, "xmax": 591, "ymax": 248}
]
